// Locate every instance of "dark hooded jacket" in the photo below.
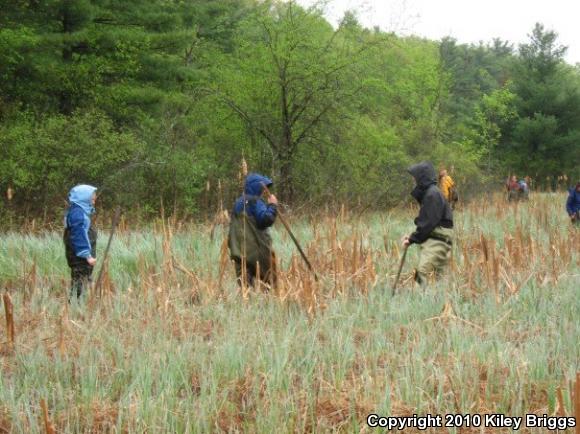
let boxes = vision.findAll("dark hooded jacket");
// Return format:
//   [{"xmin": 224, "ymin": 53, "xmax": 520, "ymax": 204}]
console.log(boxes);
[
  {"xmin": 408, "ymin": 162, "xmax": 453, "ymax": 244},
  {"xmin": 228, "ymin": 173, "xmax": 277, "ymax": 266}
]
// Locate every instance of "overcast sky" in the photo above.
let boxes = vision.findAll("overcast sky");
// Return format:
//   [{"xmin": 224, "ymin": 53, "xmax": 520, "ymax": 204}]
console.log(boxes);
[{"xmin": 297, "ymin": 0, "xmax": 580, "ymax": 64}]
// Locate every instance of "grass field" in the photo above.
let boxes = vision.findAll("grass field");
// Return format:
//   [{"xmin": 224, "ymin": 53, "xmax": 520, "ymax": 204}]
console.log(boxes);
[{"xmin": 0, "ymin": 193, "xmax": 578, "ymax": 433}]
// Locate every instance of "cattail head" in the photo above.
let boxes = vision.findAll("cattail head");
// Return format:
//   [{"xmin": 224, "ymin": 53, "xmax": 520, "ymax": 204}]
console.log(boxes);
[{"xmin": 241, "ymin": 157, "xmax": 248, "ymax": 177}]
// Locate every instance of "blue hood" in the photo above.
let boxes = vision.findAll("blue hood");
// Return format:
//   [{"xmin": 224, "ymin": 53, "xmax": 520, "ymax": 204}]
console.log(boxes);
[
  {"xmin": 68, "ymin": 184, "xmax": 97, "ymax": 215},
  {"xmin": 244, "ymin": 173, "xmax": 273, "ymax": 197}
]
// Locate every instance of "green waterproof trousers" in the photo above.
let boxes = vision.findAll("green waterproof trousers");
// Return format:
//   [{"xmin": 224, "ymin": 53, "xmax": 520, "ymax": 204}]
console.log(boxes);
[{"xmin": 415, "ymin": 226, "xmax": 453, "ymax": 288}]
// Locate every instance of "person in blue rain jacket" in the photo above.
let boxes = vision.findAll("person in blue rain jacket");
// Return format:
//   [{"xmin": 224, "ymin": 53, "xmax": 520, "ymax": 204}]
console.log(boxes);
[
  {"xmin": 228, "ymin": 173, "xmax": 278, "ymax": 288},
  {"xmin": 64, "ymin": 184, "xmax": 98, "ymax": 299},
  {"xmin": 566, "ymin": 182, "xmax": 580, "ymax": 225}
]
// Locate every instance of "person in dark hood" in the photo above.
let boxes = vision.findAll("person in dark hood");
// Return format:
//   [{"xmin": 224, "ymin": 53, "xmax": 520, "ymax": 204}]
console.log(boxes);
[
  {"xmin": 566, "ymin": 182, "xmax": 580, "ymax": 225},
  {"xmin": 64, "ymin": 184, "xmax": 98, "ymax": 299},
  {"xmin": 402, "ymin": 162, "xmax": 454, "ymax": 288},
  {"xmin": 228, "ymin": 173, "xmax": 278, "ymax": 289}
]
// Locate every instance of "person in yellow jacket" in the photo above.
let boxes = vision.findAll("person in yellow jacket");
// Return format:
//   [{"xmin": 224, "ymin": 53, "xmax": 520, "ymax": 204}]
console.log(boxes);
[{"xmin": 438, "ymin": 169, "xmax": 457, "ymax": 208}]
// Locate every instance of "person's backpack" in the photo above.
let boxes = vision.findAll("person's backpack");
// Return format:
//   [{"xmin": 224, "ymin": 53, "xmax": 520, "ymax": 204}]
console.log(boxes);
[{"xmin": 449, "ymin": 186, "xmax": 459, "ymax": 204}]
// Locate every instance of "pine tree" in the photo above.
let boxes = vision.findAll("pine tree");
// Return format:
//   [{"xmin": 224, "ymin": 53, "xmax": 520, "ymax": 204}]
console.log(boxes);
[{"xmin": 506, "ymin": 23, "xmax": 580, "ymax": 179}]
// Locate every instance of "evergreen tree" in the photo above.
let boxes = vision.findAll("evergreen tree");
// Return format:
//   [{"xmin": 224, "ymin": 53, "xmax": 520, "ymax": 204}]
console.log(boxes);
[{"xmin": 505, "ymin": 23, "xmax": 580, "ymax": 179}]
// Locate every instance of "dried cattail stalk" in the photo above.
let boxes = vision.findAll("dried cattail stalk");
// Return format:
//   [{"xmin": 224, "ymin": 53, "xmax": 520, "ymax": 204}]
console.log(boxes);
[
  {"xmin": 101, "ymin": 268, "xmax": 114, "ymax": 298},
  {"xmin": 351, "ymin": 235, "xmax": 359, "ymax": 275},
  {"xmin": 575, "ymin": 372, "xmax": 580, "ymax": 434},
  {"xmin": 382, "ymin": 235, "xmax": 390, "ymax": 258},
  {"xmin": 27, "ymin": 260, "xmax": 38, "ymax": 293},
  {"xmin": 241, "ymin": 255, "xmax": 249, "ymax": 300},
  {"xmin": 6, "ymin": 186, "xmax": 13, "ymax": 201},
  {"xmin": 556, "ymin": 386, "xmax": 566, "ymax": 416},
  {"xmin": 462, "ymin": 245, "xmax": 470, "ymax": 271},
  {"xmin": 255, "ymin": 260, "xmax": 261, "ymax": 293},
  {"xmin": 3, "ymin": 293, "xmax": 15, "ymax": 348},
  {"xmin": 40, "ymin": 399, "xmax": 56, "ymax": 434},
  {"xmin": 551, "ymin": 244, "xmax": 558, "ymax": 284},
  {"xmin": 270, "ymin": 251, "xmax": 279, "ymax": 296},
  {"xmin": 492, "ymin": 251, "xmax": 501, "ymax": 303},
  {"xmin": 58, "ymin": 306, "xmax": 68, "ymax": 357},
  {"xmin": 216, "ymin": 237, "xmax": 230, "ymax": 295},
  {"xmin": 480, "ymin": 234, "xmax": 488, "ymax": 263}
]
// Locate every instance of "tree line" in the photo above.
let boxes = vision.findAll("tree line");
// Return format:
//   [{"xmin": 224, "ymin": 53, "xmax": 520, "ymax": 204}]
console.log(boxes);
[{"xmin": 1, "ymin": 0, "xmax": 579, "ymax": 221}]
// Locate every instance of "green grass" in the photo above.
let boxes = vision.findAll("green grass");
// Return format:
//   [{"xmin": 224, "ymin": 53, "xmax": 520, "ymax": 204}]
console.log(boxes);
[{"xmin": 0, "ymin": 193, "xmax": 578, "ymax": 433}]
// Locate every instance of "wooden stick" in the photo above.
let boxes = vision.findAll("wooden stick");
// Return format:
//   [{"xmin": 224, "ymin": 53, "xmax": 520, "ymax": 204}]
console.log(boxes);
[
  {"xmin": 278, "ymin": 211, "xmax": 318, "ymax": 280},
  {"xmin": 392, "ymin": 245, "xmax": 409, "ymax": 296},
  {"xmin": 262, "ymin": 184, "xmax": 318, "ymax": 281}
]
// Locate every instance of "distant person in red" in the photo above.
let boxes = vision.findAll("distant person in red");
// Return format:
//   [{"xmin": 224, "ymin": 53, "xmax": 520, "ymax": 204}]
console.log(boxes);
[{"xmin": 506, "ymin": 175, "xmax": 520, "ymax": 202}]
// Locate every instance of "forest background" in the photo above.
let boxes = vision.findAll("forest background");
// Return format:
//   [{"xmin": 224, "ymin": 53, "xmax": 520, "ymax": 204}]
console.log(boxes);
[{"xmin": 1, "ymin": 0, "xmax": 579, "ymax": 221}]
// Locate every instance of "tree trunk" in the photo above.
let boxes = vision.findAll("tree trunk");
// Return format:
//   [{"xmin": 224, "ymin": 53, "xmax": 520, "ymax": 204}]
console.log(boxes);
[
  {"xmin": 279, "ymin": 155, "xmax": 294, "ymax": 203},
  {"xmin": 60, "ymin": 10, "xmax": 73, "ymax": 115},
  {"xmin": 279, "ymin": 70, "xmax": 294, "ymax": 202}
]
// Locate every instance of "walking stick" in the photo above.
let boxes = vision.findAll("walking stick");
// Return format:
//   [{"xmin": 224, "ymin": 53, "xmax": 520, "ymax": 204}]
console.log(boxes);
[
  {"xmin": 262, "ymin": 184, "xmax": 319, "ymax": 281},
  {"xmin": 392, "ymin": 245, "xmax": 408, "ymax": 296},
  {"xmin": 94, "ymin": 206, "xmax": 122, "ymax": 297}
]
